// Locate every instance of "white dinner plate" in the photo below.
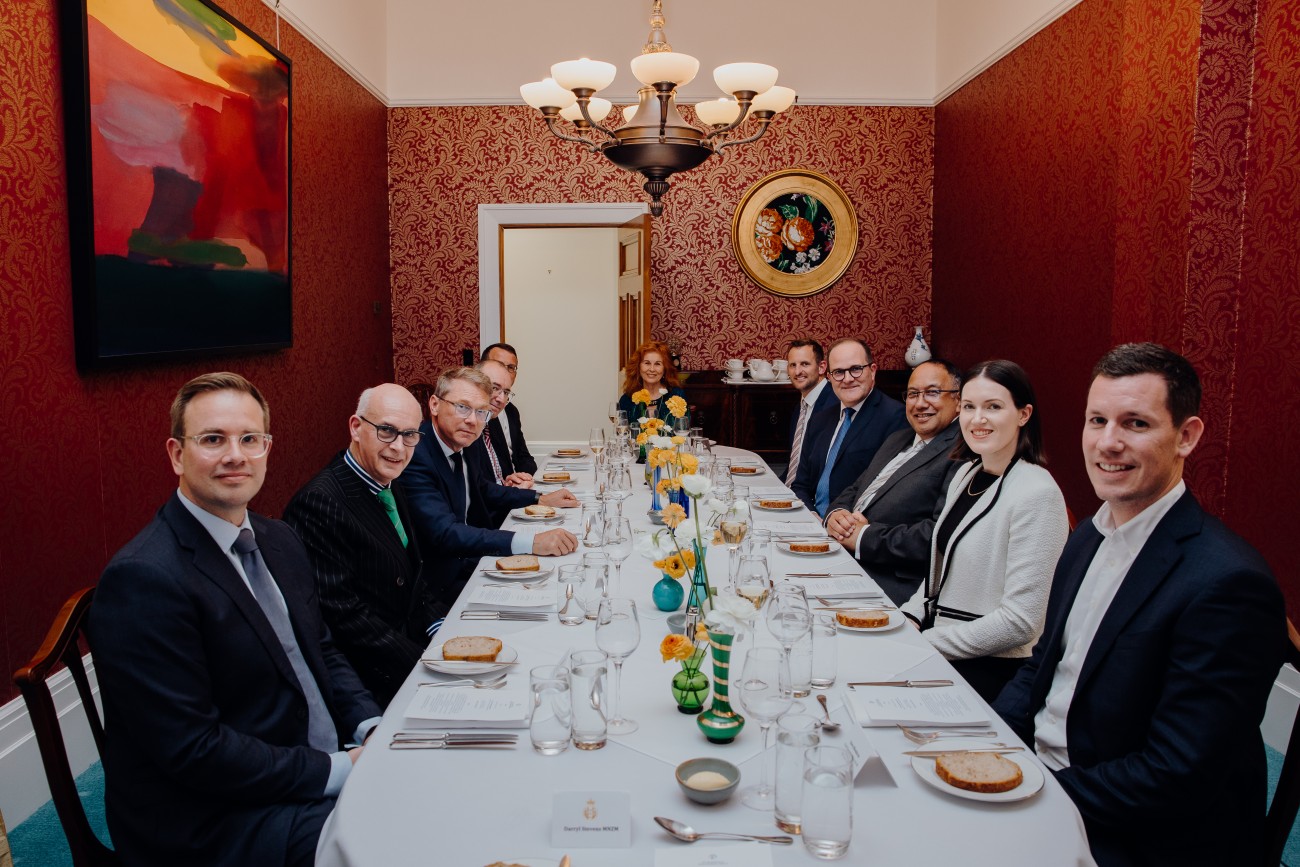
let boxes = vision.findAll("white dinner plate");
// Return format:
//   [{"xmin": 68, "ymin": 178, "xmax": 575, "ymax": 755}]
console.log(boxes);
[
  {"xmin": 730, "ymin": 466, "xmax": 765, "ymax": 477},
  {"xmin": 751, "ymin": 499, "xmax": 801, "ymax": 511},
  {"xmin": 483, "ymin": 565, "xmax": 555, "ymax": 582},
  {"xmin": 834, "ymin": 608, "xmax": 905, "ymax": 633},
  {"xmin": 910, "ymin": 740, "xmax": 1045, "ymax": 803},
  {"xmin": 777, "ymin": 540, "xmax": 836, "ymax": 557},
  {"xmin": 509, "ymin": 509, "xmax": 563, "ymax": 522},
  {"xmin": 535, "ymin": 475, "xmax": 574, "ymax": 486},
  {"xmin": 422, "ymin": 642, "xmax": 518, "ymax": 675},
  {"xmin": 550, "ymin": 450, "xmax": 586, "ymax": 459}
]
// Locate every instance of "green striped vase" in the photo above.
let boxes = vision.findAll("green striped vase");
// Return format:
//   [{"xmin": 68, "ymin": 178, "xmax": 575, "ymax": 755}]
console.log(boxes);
[{"xmin": 696, "ymin": 629, "xmax": 745, "ymax": 743}]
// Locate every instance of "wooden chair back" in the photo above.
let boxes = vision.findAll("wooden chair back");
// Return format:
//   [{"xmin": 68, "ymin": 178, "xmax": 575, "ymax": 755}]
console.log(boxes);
[
  {"xmin": 12, "ymin": 588, "xmax": 118, "ymax": 866},
  {"xmin": 1265, "ymin": 618, "xmax": 1300, "ymax": 865},
  {"xmin": 408, "ymin": 382, "xmax": 436, "ymax": 422}
]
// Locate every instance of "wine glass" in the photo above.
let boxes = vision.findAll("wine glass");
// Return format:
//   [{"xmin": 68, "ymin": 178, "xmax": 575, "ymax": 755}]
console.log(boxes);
[
  {"xmin": 673, "ymin": 415, "xmax": 691, "ymax": 437},
  {"xmin": 735, "ymin": 647, "xmax": 793, "ymax": 809},
  {"xmin": 766, "ymin": 588, "xmax": 813, "ymax": 670},
  {"xmin": 615, "ymin": 411, "xmax": 630, "ymax": 439},
  {"xmin": 608, "ymin": 402, "xmax": 620, "ymax": 425},
  {"xmin": 719, "ymin": 495, "xmax": 750, "ymax": 590},
  {"xmin": 589, "ymin": 427, "xmax": 607, "ymax": 465},
  {"xmin": 735, "ymin": 554, "xmax": 772, "ymax": 611},
  {"xmin": 606, "ymin": 463, "xmax": 633, "ymax": 516},
  {"xmin": 603, "ymin": 517, "xmax": 633, "ymax": 596},
  {"xmin": 595, "ymin": 598, "xmax": 641, "ymax": 735}
]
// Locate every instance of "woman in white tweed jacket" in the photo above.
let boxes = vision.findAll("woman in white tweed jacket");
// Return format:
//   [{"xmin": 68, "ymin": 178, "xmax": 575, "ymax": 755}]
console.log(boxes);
[{"xmin": 901, "ymin": 360, "xmax": 1068, "ymax": 701}]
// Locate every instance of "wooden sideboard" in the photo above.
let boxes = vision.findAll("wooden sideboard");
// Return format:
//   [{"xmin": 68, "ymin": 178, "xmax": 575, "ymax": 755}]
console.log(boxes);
[{"xmin": 681, "ymin": 370, "xmax": 910, "ymax": 467}]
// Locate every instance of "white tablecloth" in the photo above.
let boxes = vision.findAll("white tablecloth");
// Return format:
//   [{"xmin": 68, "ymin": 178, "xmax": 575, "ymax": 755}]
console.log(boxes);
[{"xmin": 317, "ymin": 446, "xmax": 1095, "ymax": 866}]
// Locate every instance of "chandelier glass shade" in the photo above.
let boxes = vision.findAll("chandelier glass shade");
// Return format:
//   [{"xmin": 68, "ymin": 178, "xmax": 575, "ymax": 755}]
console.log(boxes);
[{"xmin": 520, "ymin": 0, "xmax": 796, "ymax": 217}]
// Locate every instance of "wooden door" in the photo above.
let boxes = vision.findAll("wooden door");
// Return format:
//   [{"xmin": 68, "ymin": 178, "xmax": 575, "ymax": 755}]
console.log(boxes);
[{"xmin": 617, "ymin": 214, "xmax": 652, "ymax": 367}]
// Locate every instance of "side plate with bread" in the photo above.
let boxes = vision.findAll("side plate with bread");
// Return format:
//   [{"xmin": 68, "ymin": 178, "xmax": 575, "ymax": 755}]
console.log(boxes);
[
  {"xmin": 777, "ymin": 540, "xmax": 836, "ymax": 556},
  {"xmin": 509, "ymin": 507, "xmax": 562, "ymax": 522},
  {"xmin": 834, "ymin": 609, "xmax": 905, "ymax": 633},
  {"xmin": 909, "ymin": 740, "xmax": 1045, "ymax": 803},
  {"xmin": 423, "ymin": 638, "xmax": 517, "ymax": 675}
]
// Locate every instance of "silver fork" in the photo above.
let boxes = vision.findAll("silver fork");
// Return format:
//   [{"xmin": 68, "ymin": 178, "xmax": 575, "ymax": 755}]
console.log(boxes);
[
  {"xmin": 898, "ymin": 725, "xmax": 1000, "ymax": 743},
  {"xmin": 418, "ymin": 674, "xmax": 509, "ymax": 690}
]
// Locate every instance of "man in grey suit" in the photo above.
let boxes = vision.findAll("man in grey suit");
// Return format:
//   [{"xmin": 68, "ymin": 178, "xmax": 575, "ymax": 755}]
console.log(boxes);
[
  {"xmin": 284, "ymin": 383, "xmax": 446, "ymax": 707},
  {"xmin": 824, "ymin": 360, "xmax": 963, "ymax": 603}
]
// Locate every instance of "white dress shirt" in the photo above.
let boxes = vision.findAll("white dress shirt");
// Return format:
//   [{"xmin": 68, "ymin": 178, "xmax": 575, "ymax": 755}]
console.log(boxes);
[
  {"xmin": 1034, "ymin": 480, "xmax": 1186, "ymax": 769},
  {"xmin": 434, "ymin": 431, "xmax": 536, "ymax": 553}
]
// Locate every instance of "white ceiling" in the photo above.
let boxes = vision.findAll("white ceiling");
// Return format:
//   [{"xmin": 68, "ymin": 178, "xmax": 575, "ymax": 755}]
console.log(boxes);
[{"xmin": 265, "ymin": 0, "xmax": 1084, "ymax": 108}]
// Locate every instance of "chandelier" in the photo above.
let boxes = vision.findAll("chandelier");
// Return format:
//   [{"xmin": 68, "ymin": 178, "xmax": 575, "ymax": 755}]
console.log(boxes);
[{"xmin": 520, "ymin": 0, "xmax": 796, "ymax": 217}]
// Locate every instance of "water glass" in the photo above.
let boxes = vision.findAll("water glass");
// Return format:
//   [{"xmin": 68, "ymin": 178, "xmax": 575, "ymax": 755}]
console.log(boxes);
[
  {"xmin": 802, "ymin": 746, "xmax": 853, "ymax": 859},
  {"xmin": 572, "ymin": 563, "xmax": 605, "ymax": 621},
  {"xmin": 745, "ymin": 528, "xmax": 773, "ymax": 561},
  {"xmin": 735, "ymin": 647, "xmax": 793, "ymax": 809},
  {"xmin": 811, "ymin": 612, "xmax": 838, "ymax": 687},
  {"xmin": 529, "ymin": 665, "xmax": 571, "ymax": 755},
  {"xmin": 774, "ymin": 714, "xmax": 820, "ymax": 833},
  {"xmin": 556, "ymin": 573, "xmax": 584, "ymax": 626},
  {"xmin": 568, "ymin": 650, "xmax": 608, "ymax": 750},
  {"xmin": 580, "ymin": 503, "xmax": 605, "ymax": 547},
  {"xmin": 789, "ymin": 631, "xmax": 813, "ymax": 697}
]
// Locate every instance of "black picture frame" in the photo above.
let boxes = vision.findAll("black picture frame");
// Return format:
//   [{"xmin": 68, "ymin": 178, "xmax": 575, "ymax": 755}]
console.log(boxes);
[{"xmin": 58, "ymin": 0, "xmax": 293, "ymax": 369}]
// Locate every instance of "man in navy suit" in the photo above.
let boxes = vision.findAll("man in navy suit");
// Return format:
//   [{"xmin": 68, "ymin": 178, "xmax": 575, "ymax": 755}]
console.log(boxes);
[
  {"xmin": 404, "ymin": 367, "xmax": 578, "ymax": 603},
  {"xmin": 824, "ymin": 359, "xmax": 962, "ymax": 603},
  {"xmin": 993, "ymin": 343, "xmax": 1285, "ymax": 867},
  {"xmin": 783, "ymin": 338, "xmax": 836, "ymax": 486},
  {"xmin": 467, "ymin": 358, "xmax": 535, "ymax": 490},
  {"xmin": 791, "ymin": 337, "xmax": 908, "ymax": 516},
  {"xmin": 89, "ymin": 373, "xmax": 381, "ymax": 867},
  {"xmin": 284, "ymin": 383, "xmax": 446, "ymax": 707},
  {"xmin": 482, "ymin": 342, "xmax": 537, "ymax": 475}
]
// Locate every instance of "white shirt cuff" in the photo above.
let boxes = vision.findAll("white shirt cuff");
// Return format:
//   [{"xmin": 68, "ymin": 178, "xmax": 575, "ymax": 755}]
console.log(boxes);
[
  {"xmin": 510, "ymin": 529, "xmax": 537, "ymax": 554},
  {"xmin": 324, "ymin": 751, "xmax": 352, "ymax": 797}
]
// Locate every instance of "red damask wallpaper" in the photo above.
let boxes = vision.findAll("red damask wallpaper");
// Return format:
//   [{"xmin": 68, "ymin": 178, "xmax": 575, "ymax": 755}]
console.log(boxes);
[
  {"xmin": 934, "ymin": 0, "xmax": 1300, "ymax": 611},
  {"xmin": 0, "ymin": 0, "xmax": 393, "ymax": 703},
  {"xmin": 389, "ymin": 105, "xmax": 934, "ymax": 381}
]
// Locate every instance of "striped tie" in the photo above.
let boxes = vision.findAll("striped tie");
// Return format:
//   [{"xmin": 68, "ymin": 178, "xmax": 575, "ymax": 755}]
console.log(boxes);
[
  {"xmin": 483, "ymin": 429, "xmax": 505, "ymax": 484},
  {"xmin": 853, "ymin": 438, "xmax": 925, "ymax": 512},
  {"xmin": 786, "ymin": 401, "xmax": 811, "ymax": 486}
]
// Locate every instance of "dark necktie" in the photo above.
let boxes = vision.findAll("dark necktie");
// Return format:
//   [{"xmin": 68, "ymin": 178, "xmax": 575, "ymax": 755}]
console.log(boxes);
[
  {"xmin": 232, "ymin": 529, "xmax": 338, "ymax": 753},
  {"xmin": 815, "ymin": 406, "xmax": 857, "ymax": 516},
  {"xmin": 483, "ymin": 429, "xmax": 505, "ymax": 484},
  {"xmin": 375, "ymin": 487, "xmax": 408, "ymax": 546},
  {"xmin": 450, "ymin": 451, "xmax": 467, "ymax": 520}
]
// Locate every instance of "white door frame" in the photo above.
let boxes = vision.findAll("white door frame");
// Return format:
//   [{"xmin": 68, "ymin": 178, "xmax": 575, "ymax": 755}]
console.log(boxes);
[{"xmin": 477, "ymin": 202, "xmax": 649, "ymax": 349}]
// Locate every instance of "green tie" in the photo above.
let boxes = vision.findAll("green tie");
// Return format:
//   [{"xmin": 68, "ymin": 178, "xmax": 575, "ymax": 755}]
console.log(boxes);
[{"xmin": 375, "ymin": 487, "xmax": 408, "ymax": 547}]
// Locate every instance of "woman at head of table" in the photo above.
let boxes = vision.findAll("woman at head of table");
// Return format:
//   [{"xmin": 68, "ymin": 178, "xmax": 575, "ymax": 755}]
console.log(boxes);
[
  {"xmin": 616, "ymin": 340, "xmax": 688, "ymax": 425},
  {"xmin": 900, "ymin": 359, "xmax": 1069, "ymax": 703}
]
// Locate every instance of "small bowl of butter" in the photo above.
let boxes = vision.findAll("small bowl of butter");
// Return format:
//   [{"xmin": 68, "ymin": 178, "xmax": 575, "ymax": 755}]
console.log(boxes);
[{"xmin": 675, "ymin": 757, "xmax": 740, "ymax": 805}]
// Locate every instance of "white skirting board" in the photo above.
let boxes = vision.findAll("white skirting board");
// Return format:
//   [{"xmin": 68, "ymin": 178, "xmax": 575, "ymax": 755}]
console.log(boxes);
[
  {"xmin": 0, "ymin": 658, "xmax": 100, "ymax": 827},
  {"xmin": 0, "ymin": 657, "xmax": 1295, "ymax": 831}
]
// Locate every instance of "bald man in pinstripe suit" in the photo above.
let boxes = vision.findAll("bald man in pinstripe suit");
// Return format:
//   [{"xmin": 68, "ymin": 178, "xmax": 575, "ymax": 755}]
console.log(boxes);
[{"xmin": 284, "ymin": 384, "xmax": 446, "ymax": 707}]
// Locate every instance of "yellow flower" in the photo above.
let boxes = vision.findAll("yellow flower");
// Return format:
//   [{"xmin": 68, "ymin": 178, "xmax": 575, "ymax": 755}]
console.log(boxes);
[
  {"xmin": 631, "ymin": 389, "xmax": 651, "ymax": 406},
  {"xmin": 636, "ymin": 431, "xmax": 651, "ymax": 446},
  {"xmin": 642, "ymin": 418, "xmax": 664, "ymax": 431},
  {"xmin": 661, "ymin": 503, "xmax": 687, "ymax": 529},
  {"xmin": 660, "ymin": 633, "xmax": 695, "ymax": 663},
  {"xmin": 656, "ymin": 477, "xmax": 681, "ymax": 494},
  {"xmin": 680, "ymin": 453, "xmax": 699, "ymax": 474},
  {"xmin": 694, "ymin": 622, "xmax": 711, "ymax": 642},
  {"xmin": 655, "ymin": 554, "xmax": 686, "ymax": 579},
  {"xmin": 681, "ymin": 548, "xmax": 696, "ymax": 569},
  {"xmin": 670, "ymin": 435, "xmax": 685, "ymax": 445},
  {"xmin": 666, "ymin": 395, "xmax": 688, "ymax": 418}
]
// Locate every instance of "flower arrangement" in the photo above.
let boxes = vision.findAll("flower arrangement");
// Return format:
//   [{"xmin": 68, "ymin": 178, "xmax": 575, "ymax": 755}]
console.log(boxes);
[
  {"xmin": 661, "ymin": 625, "xmax": 711, "ymax": 714},
  {"xmin": 638, "ymin": 470, "xmax": 715, "ymax": 614}
]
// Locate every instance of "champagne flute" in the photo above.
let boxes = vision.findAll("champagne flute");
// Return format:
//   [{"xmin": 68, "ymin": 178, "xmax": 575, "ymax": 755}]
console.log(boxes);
[
  {"xmin": 606, "ymin": 464, "xmax": 633, "ymax": 517},
  {"xmin": 603, "ymin": 517, "xmax": 633, "ymax": 596},
  {"xmin": 735, "ymin": 647, "xmax": 793, "ymax": 809},
  {"xmin": 719, "ymin": 494, "xmax": 750, "ymax": 590},
  {"xmin": 735, "ymin": 554, "xmax": 772, "ymax": 611},
  {"xmin": 595, "ymin": 598, "xmax": 641, "ymax": 735},
  {"xmin": 608, "ymin": 402, "xmax": 620, "ymax": 425},
  {"xmin": 615, "ymin": 411, "xmax": 630, "ymax": 439},
  {"xmin": 589, "ymin": 427, "xmax": 607, "ymax": 465}
]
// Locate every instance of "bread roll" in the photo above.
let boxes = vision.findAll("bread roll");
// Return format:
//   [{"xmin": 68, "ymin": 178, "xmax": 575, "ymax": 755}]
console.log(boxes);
[
  {"xmin": 556, "ymin": 448, "xmax": 582, "ymax": 456},
  {"xmin": 934, "ymin": 752, "xmax": 1023, "ymax": 793},
  {"xmin": 758, "ymin": 499, "xmax": 793, "ymax": 508},
  {"xmin": 542, "ymin": 471, "xmax": 570, "ymax": 482},
  {"xmin": 835, "ymin": 610, "xmax": 890, "ymax": 629},
  {"xmin": 730, "ymin": 466, "xmax": 758, "ymax": 474},
  {"xmin": 788, "ymin": 541, "xmax": 830, "ymax": 553},
  {"xmin": 524, "ymin": 504, "xmax": 556, "ymax": 517},
  {"xmin": 442, "ymin": 636, "xmax": 503, "ymax": 662},
  {"xmin": 495, "ymin": 554, "xmax": 540, "ymax": 572}
]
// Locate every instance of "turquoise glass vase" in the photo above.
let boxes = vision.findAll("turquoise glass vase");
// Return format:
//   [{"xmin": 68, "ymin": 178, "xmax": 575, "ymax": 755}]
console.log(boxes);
[{"xmin": 652, "ymin": 574, "xmax": 685, "ymax": 611}]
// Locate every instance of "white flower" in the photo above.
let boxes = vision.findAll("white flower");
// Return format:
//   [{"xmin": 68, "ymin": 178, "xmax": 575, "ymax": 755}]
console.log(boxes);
[
  {"xmin": 705, "ymin": 497, "xmax": 727, "ymax": 515},
  {"xmin": 809, "ymin": 247, "xmax": 821, "ymax": 262},
  {"xmin": 638, "ymin": 416, "xmax": 651, "ymax": 425},
  {"xmin": 679, "ymin": 474, "xmax": 712, "ymax": 498},
  {"xmin": 637, "ymin": 529, "xmax": 676, "ymax": 560},
  {"xmin": 671, "ymin": 521, "xmax": 700, "ymax": 543},
  {"xmin": 705, "ymin": 594, "xmax": 759, "ymax": 634},
  {"xmin": 651, "ymin": 435, "xmax": 675, "ymax": 450}
]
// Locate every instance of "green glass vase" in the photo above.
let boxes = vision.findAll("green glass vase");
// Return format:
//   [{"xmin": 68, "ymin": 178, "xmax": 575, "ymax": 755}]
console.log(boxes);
[
  {"xmin": 697, "ymin": 630, "xmax": 744, "ymax": 743},
  {"xmin": 670, "ymin": 662, "xmax": 708, "ymax": 715}
]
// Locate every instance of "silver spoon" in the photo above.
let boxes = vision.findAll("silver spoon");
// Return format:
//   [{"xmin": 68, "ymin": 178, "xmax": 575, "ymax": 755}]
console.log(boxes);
[
  {"xmin": 654, "ymin": 817, "xmax": 793, "ymax": 845},
  {"xmin": 816, "ymin": 694, "xmax": 842, "ymax": 733}
]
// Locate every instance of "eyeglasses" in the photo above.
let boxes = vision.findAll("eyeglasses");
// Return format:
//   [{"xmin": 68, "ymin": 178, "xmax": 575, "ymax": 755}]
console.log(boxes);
[
  {"xmin": 490, "ymin": 384, "xmax": 516, "ymax": 402},
  {"xmin": 905, "ymin": 388, "xmax": 960, "ymax": 402},
  {"xmin": 181, "ymin": 433, "xmax": 272, "ymax": 458},
  {"xmin": 829, "ymin": 365, "xmax": 872, "ymax": 382},
  {"xmin": 359, "ymin": 415, "xmax": 423, "ymax": 447},
  {"xmin": 448, "ymin": 401, "xmax": 493, "ymax": 424}
]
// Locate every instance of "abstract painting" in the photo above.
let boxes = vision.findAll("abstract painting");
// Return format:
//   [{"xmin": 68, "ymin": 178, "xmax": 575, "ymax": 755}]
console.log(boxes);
[{"xmin": 59, "ymin": 0, "xmax": 291, "ymax": 367}]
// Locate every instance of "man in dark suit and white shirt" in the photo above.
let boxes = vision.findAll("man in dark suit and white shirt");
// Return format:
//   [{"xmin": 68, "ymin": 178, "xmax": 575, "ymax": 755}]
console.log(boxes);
[
  {"xmin": 467, "ymin": 358, "xmax": 534, "ymax": 490},
  {"xmin": 481, "ymin": 342, "xmax": 537, "ymax": 476},
  {"xmin": 824, "ymin": 359, "xmax": 963, "ymax": 603},
  {"xmin": 992, "ymin": 343, "xmax": 1285, "ymax": 867},
  {"xmin": 284, "ymin": 383, "xmax": 446, "ymax": 708},
  {"xmin": 784, "ymin": 338, "xmax": 836, "ymax": 486},
  {"xmin": 792, "ymin": 337, "xmax": 909, "ymax": 517},
  {"xmin": 89, "ymin": 373, "xmax": 380, "ymax": 867},
  {"xmin": 404, "ymin": 367, "xmax": 577, "ymax": 603}
]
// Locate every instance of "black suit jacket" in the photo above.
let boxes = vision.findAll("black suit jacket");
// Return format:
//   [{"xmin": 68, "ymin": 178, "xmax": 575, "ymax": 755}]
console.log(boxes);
[
  {"xmin": 786, "ymin": 380, "xmax": 837, "ymax": 451},
  {"xmin": 494, "ymin": 402, "xmax": 537, "ymax": 475},
  {"xmin": 403, "ymin": 421, "xmax": 536, "ymax": 600},
  {"xmin": 88, "ymin": 494, "xmax": 379, "ymax": 867},
  {"xmin": 283, "ymin": 452, "xmax": 447, "ymax": 707},
  {"xmin": 993, "ymin": 491, "xmax": 1285, "ymax": 867},
  {"xmin": 791, "ymin": 388, "xmax": 909, "ymax": 515},
  {"xmin": 826, "ymin": 422, "xmax": 961, "ymax": 603}
]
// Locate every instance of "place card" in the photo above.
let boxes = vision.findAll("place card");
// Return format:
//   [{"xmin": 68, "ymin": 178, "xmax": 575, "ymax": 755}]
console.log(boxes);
[
  {"xmin": 654, "ymin": 844, "xmax": 774, "ymax": 866},
  {"xmin": 846, "ymin": 684, "xmax": 989, "ymax": 727},
  {"xmin": 402, "ymin": 682, "xmax": 529, "ymax": 728},
  {"xmin": 551, "ymin": 791, "xmax": 631, "ymax": 849}
]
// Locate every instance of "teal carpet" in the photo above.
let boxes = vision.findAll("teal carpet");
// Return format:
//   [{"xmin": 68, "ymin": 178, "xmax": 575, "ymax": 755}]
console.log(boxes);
[{"xmin": 7, "ymin": 762, "xmax": 110, "ymax": 867}]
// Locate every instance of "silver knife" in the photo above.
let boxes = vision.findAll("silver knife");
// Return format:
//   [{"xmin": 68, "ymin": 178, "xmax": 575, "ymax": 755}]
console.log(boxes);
[
  {"xmin": 389, "ymin": 740, "xmax": 518, "ymax": 750},
  {"xmin": 903, "ymin": 747, "xmax": 1024, "ymax": 757},
  {"xmin": 392, "ymin": 731, "xmax": 519, "ymax": 740},
  {"xmin": 847, "ymin": 679, "xmax": 953, "ymax": 688}
]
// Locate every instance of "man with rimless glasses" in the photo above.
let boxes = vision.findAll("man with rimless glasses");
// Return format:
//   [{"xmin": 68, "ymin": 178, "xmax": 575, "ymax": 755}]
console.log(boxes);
[
  {"xmin": 404, "ymin": 367, "xmax": 579, "ymax": 603},
  {"xmin": 284, "ymin": 383, "xmax": 447, "ymax": 707}
]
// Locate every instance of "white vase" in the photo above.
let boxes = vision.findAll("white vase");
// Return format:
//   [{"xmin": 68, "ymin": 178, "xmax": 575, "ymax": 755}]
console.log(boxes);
[{"xmin": 905, "ymin": 326, "xmax": 931, "ymax": 367}]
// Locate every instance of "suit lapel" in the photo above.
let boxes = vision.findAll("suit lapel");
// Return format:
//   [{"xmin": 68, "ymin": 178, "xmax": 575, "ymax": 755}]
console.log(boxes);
[
  {"xmin": 873, "ymin": 423, "xmax": 957, "ymax": 503},
  {"xmin": 331, "ymin": 458, "xmax": 409, "ymax": 560},
  {"xmin": 420, "ymin": 422, "xmax": 467, "ymax": 520},
  {"xmin": 832, "ymin": 389, "xmax": 880, "ymax": 472},
  {"xmin": 1075, "ymin": 493, "xmax": 1201, "ymax": 693}
]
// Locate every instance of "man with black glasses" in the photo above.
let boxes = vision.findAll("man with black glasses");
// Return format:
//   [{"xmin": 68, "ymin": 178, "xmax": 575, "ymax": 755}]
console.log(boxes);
[
  {"xmin": 404, "ymin": 367, "xmax": 578, "ymax": 602},
  {"xmin": 284, "ymin": 383, "xmax": 446, "ymax": 707},
  {"xmin": 824, "ymin": 360, "xmax": 963, "ymax": 603},
  {"xmin": 792, "ymin": 337, "xmax": 908, "ymax": 517}
]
